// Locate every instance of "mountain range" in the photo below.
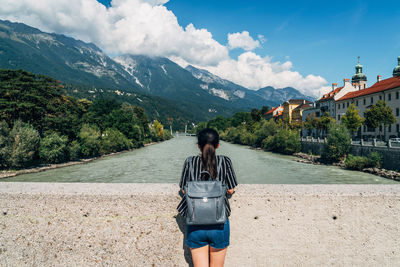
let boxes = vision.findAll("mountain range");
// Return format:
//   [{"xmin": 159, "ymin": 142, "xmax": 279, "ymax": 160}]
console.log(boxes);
[{"xmin": 0, "ymin": 19, "xmax": 314, "ymax": 127}]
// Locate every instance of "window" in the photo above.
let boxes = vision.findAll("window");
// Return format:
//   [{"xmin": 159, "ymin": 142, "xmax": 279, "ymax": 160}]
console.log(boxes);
[
  {"xmin": 337, "ymin": 104, "xmax": 340, "ymax": 110},
  {"xmin": 356, "ymin": 100, "xmax": 358, "ymax": 106},
  {"xmin": 388, "ymin": 93, "xmax": 392, "ymax": 101},
  {"xmin": 379, "ymin": 125, "xmax": 382, "ymax": 132},
  {"xmin": 388, "ymin": 124, "xmax": 392, "ymax": 132},
  {"xmin": 396, "ymin": 91, "xmax": 399, "ymax": 99},
  {"xmin": 397, "ymin": 124, "xmax": 400, "ymax": 133},
  {"xmin": 338, "ymin": 115, "xmax": 341, "ymax": 121},
  {"xmin": 397, "ymin": 108, "xmax": 399, "ymax": 117},
  {"xmin": 342, "ymin": 103, "xmax": 345, "ymax": 108},
  {"xmin": 363, "ymin": 98, "xmax": 366, "ymax": 105},
  {"xmin": 370, "ymin": 97, "xmax": 373, "ymax": 104},
  {"xmin": 347, "ymin": 102, "xmax": 349, "ymax": 107},
  {"xmin": 363, "ymin": 125, "xmax": 366, "ymax": 132},
  {"xmin": 379, "ymin": 95, "xmax": 382, "ymax": 100}
]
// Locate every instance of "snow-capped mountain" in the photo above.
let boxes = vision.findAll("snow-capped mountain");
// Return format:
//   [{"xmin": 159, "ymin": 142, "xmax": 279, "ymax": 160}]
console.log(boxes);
[{"xmin": 0, "ymin": 19, "xmax": 314, "ymax": 115}]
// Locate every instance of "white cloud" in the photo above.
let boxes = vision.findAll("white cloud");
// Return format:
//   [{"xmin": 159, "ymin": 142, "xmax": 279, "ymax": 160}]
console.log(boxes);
[
  {"xmin": 204, "ymin": 52, "xmax": 328, "ymax": 97},
  {"xmin": 0, "ymin": 0, "xmax": 328, "ymax": 96},
  {"xmin": 0, "ymin": 0, "xmax": 228, "ymax": 66},
  {"xmin": 228, "ymin": 31, "xmax": 260, "ymax": 51}
]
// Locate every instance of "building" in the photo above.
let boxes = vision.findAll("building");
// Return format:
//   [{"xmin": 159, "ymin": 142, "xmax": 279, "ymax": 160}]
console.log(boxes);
[
  {"xmin": 292, "ymin": 102, "xmax": 313, "ymax": 125},
  {"xmin": 351, "ymin": 57, "xmax": 368, "ymax": 89},
  {"xmin": 282, "ymin": 99, "xmax": 311, "ymax": 123},
  {"xmin": 264, "ymin": 105, "xmax": 283, "ymax": 120},
  {"xmin": 336, "ymin": 56, "xmax": 400, "ymax": 140},
  {"xmin": 316, "ymin": 60, "xmax": 364, "ymax": 119},
  {"xmin": 301, "ymin": 104, "xmax": 320, "ymax": 137}
]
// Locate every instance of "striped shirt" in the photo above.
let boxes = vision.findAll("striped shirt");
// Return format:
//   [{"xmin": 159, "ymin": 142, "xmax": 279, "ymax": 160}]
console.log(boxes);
[{"xmin": 177, "ymin": 155, "xmax": 238, "ymax": 217}]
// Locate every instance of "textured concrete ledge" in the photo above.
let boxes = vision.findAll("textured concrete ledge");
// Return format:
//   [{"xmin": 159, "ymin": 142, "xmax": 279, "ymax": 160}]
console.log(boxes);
[{"xmin": 0, "ymin": 183, "xmax": 400, "ymax": 266}]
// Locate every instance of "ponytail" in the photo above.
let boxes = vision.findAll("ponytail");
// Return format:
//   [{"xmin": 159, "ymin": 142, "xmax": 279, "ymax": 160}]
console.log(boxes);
[
  {"xmin": 201, "ymin": 143, "xmax": 217, "ymax": 180},
  {"xmin": 197, "ymin": 128, "xmax": 219, "ymax": 180}
]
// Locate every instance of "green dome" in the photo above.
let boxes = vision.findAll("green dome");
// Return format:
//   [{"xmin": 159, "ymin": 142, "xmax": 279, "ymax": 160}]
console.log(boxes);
[
  {"xmin": 393, "ymin": 56, "xmax": 400, "ymax": 77},
  {"xmin": 352, "ymin": 62, "xmax": 367, "ymax": 83}
]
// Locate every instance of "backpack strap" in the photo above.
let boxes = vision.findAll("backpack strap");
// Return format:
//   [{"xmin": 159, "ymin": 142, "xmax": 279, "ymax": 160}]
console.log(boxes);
[
  {"xmin": 188, "ymin": 156, "xmax": 195, "ymax": 181},
  {"xmin": 217, "ymin": 155, "xmax": 223, "ymax": 176}
]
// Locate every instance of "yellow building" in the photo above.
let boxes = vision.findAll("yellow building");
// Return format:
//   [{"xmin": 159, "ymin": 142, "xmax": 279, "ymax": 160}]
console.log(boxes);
[{"xmin": 282, "ymin": 99, "xmax": 312, "ymax": 123}]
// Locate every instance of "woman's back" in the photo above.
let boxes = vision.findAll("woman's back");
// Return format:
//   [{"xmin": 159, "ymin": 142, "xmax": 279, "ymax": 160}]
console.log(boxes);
[{"xmin": 177, "ymin": 128, "xmax": 237, "ymax": 267}]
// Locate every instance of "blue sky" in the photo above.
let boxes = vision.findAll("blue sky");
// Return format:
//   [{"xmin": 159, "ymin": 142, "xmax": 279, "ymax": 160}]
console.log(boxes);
[
  {"xmin": 1, "ymin": 0, "xmax": 399, "ymax": 96},
  {"xmin": 163, "ymin": 0, "xmax": 400, "ymax": 85}
]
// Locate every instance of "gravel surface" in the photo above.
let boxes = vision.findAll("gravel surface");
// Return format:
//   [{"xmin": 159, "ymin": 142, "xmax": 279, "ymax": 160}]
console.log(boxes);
[{"xmin": 0, "ymin": 183, "xmax": 399, "ymax": 266}]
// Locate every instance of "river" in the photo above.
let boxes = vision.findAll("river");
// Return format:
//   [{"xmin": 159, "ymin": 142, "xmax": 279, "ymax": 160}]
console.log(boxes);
[{"xmin": 1, "ymin": 136, "xmax": 397, "ymax": 184}]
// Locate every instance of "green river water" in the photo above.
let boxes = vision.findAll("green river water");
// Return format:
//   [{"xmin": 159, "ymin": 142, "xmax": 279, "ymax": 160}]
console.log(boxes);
[{"xmin": 1, "ymin": 136, "xmax": 398, "ymax": 184}]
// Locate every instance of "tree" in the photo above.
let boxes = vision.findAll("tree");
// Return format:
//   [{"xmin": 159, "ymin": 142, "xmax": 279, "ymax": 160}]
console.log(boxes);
[
  {"xmin": 207, "ymin": 116, "xmax": 230, "ymax": 132},
  {"xmin": 9, "ymin": 120, "xmax": 40, "ymax": 168},
  {"xmin": 260, "ymin": 106, "xmax": 270, "ymax": 116},
  {"xmin": 39, "ymin": 132, "xmax": 69, "ymax": 163},
  {"xmin": 100, "ymin": 128, "xmax": 132, "ymax": 154},
  {"xmin": 251, "ymin": 108, "xmax": 262, "ymax": 122},
  {"xmin": 0, "ymin": 121, "xmax": 11, "ymax": 168},
  {"xmin": 153, "ymin": 120, "xmax": 164, "ymax": 140},
  {"xmin": 323, "ymin": 122, "xmax": 351, "ymax": 162},
  {"xmin": 317, "ymin": 112, "xmax": 336, "ymax": 137},
  {"xmin": 341, "ymin": 103, "xmax": 364, "ymax": 137},
  {"xmin": 230, "ymin": 112, "xmax": 252, "ymax": 127},
  {"xmin": 78, "ymin": 124, "xmax": 101, "ymax": 157},
  {"xmin": 304, "ymin": 114, "xmax": 319, "ymax": 136},
  {"xmin": 365, "ymin": 100, "xmax": 397, "ymax": 139},
  {"xmin": 262, "ymin": 129, "xmax": 301, "ymax": 154}
]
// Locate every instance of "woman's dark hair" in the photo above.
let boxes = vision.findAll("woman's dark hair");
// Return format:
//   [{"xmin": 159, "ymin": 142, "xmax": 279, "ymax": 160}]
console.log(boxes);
[{"xmin": 197, "ymin": 128, "xmax": 219, "ymax": 180}]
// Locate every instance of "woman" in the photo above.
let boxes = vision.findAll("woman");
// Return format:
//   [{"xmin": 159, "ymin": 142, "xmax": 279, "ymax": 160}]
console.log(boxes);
[{"xmin": 177, "ymin": 128, "xmax": 238, "ymax": 267}]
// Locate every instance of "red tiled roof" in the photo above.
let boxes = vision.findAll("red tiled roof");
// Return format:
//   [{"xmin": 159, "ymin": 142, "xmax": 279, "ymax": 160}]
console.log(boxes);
[
  {"xmin": 293, "ymin": 103, "xmax": 313, "ymax": 111},
  {"xmin": 286, "ymin": 99, "xmax": 312, "ymax": 104},
  {"xmin": 320, "ymin": 86, "xmax": 343, "ymax": 100},
  {"xmin": 337, "ymin": 76, "xmax": 400, "ymax": 101},
  {"xmin": 273, "ymin": 110, "xmax": 283, "ymax": 117},
  {"xmin": 265, "ymin": 107, "xmax": 277, "ymax": 115}
]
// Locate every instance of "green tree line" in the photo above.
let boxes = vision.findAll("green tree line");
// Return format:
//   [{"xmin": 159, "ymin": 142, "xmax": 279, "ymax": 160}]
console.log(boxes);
[
  {"xmin": 0, "ymin": 69, "xmax": 172, "ymax": 169},
  {"xmin": 198, "ymin": 104, "xmax": 392, "ymax": 171},
  {"xmin": 196, "ymin": 108, "xmax": 302, "ymax": 155}
]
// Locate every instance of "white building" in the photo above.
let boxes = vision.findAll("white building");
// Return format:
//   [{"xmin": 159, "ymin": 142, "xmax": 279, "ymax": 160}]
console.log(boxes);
[{"xmin": 336, "ymin": 57, "xmax": 400, "ymax": 140}]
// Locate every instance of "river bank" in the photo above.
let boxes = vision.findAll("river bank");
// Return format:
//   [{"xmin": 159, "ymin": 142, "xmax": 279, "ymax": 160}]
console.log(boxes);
[
  {"xmin": 0, "ymin": 141, "xmax": 160, "ymax": 180},
  {"xmin": 293, "ymin": 152, "xmax": 400, "ymax": 182},
  {"xmin": 0, "ymin": 183, "xmax": 399, "ymax": 266}
]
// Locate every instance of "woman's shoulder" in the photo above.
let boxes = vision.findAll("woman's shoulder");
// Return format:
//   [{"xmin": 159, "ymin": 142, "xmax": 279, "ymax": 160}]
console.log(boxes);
[
  {"xmin": 217, "ymin": 155, "xmax": 231, "ymax": 161},
  {"xmin": 184, "ymin": 155, "xmax": 200, "ymax": 163}
]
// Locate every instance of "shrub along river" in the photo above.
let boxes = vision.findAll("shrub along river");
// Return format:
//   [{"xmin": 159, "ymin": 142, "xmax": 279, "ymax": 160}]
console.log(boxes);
[{"xmin": 1, "ymin": 136, "xmax": 397, "ymax": 184}]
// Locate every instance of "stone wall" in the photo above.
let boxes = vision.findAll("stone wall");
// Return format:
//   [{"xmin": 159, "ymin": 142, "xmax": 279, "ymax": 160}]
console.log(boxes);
[
  {"xmin": 301, "ymin": 140, "xmax": 325, "ymax": 155},
  {"xmin": 301, "ymin": 141, "xmax": 400, "ymax": 171}
]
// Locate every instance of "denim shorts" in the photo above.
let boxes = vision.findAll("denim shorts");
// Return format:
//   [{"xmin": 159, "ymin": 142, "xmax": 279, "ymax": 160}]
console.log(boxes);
[{"xmin": 186, "ymin": 218, "xmax": 230, "ymax": 249}]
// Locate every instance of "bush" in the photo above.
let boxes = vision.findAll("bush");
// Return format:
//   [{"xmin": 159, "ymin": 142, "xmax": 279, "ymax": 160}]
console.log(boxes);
[
  {"xmin": 344, "ymin": 154, "xmax": 370, "ymax": 170},
  {"xmin": 323, "ymin": 122, "xmax": 351, "ymax": 162},
  {"xmin": 68, "ymin": 140, "xmax": 81, "ymax": 161},
  {"xmin": 367, "ymin": 151, "xmax": 383, "ymax": 168},
  {"xmin": 345, "ymin": 152, "xmax": 383, "ymax": 170},
  {"xmin": 9, "ymin": 120, "xmax": 40, "ymax": 168},
  {"xmin": 0, "ymin": 121, "xmax": 11, "ymax": 168},
  {"xmin": 79, "ymin": 124, "xmax": 101, "ymax": 158},
  {"xmin": 262, "ymin": 129, "xmax": 301, "ymax": 154},
  {"xmin": 253, "ymin": 119, "xmax": 278, "ymax": 147},
  {"xmin": 39, "ymin": 132, "xmax": 68, "ymax": 164},
  {"xmin": 100, "ymin": 128, "xmax": 132, "ymax": 154}
]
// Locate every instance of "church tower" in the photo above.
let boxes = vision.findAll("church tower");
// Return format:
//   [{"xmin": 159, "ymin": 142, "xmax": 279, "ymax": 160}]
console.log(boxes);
[
  {"xmin": 351, "ymin": 57, "xmax": 367, "ymax": 89},
  {"xmin": 393, "ymin": 56, "xmax": 400, "ymax": 77}
]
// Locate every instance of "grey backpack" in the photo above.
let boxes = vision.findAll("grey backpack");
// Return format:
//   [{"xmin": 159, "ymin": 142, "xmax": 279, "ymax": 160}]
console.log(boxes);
[{"xmin": 184, "ymin": 156, "xmax": 227, "ymax": 225}]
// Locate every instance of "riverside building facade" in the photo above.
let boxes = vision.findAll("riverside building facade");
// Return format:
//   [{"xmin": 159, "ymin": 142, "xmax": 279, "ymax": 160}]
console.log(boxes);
[{"xmin": 335, "ymin": 57, "xmax": 400, "ymax": 140}]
